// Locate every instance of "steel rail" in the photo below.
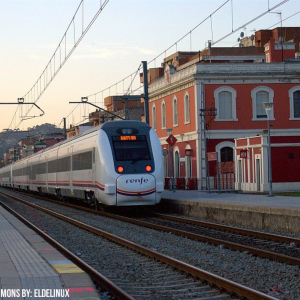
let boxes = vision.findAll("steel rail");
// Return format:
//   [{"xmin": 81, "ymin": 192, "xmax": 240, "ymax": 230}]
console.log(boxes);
[
  {"xmin": 0, "ymin": 199, "xmax": 134, "ymax": 300},
  {"xmin": 3, "ymin": 189, "xmax": 300, "ymax": 266},
  {"xmin": 0, "ymin": 191, "xmax": 277, "ymax": 300},
  {"xmin": 154, "ymin": 212, "xmax": 300, "ymax": 246}
]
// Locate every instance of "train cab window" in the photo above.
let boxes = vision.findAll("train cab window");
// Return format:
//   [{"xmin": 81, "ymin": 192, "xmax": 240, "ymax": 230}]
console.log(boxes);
[{"xmin": 112, "ymin": 136, "xmax": 151, "ymax": 161}]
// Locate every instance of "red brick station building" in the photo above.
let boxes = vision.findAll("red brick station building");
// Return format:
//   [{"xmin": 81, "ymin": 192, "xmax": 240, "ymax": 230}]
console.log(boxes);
[{"xmin": 147, "ymin": 27, "xmax": 300, "ymax": 192}]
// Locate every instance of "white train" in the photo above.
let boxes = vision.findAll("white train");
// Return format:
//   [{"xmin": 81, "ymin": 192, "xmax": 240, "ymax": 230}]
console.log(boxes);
[{"xmin": 0, "ymin": 121, "xmax": 164, "ymax": 207}]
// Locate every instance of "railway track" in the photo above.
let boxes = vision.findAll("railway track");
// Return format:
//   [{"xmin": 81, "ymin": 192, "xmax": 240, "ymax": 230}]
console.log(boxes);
[
  {"xmin": 133, "ymin": 212, "xmax": 300, "ymax": 266},
  {"xmin": 0, "ymin": 189, "xmax": 276, "ymax": 300},
  {"xmin": 11, "ymin": 187, "xmax": 300, "ymax": 266}
]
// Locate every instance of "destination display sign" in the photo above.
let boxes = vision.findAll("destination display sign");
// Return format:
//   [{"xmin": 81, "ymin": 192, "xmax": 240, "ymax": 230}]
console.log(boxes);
[{"xmin": 120, "ymin": 136, "xmax": 137, "ymax": 141}]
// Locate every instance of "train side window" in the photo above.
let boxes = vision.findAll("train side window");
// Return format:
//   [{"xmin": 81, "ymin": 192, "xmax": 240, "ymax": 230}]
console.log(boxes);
[
  {"xmin": 73, "ymin": 151, "xmax": 93, "ymax": 170},
  {"xmin": 38, "ymin": 163, "xmax": 47, "ymax": 174},
  {"xmin": 57, "ymin": 157, "xmax": 70, "ymax": 172},
  {"xmin": 29, "ymin": 165, "xmax": 36, "ymax": 180},
  {"xmin": 48, "ymin": 160, "xmax": 57, "ymax": 173}
]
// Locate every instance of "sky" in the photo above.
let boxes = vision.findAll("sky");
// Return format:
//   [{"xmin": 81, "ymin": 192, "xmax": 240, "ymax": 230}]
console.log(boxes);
[{"xmin": 0, "ymin": 0, "xmax": 299, "ymax": 131}]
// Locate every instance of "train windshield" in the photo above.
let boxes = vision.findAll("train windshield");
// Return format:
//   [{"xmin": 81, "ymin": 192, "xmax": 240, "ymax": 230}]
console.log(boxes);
[{"xmin": 112, "ymin": 135, "xmax": 151, "ymax": 161}]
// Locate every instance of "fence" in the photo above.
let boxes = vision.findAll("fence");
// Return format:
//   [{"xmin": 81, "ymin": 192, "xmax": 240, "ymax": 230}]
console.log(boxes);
[
  {"xmin": 213, "ymin": 161, "xmax": 235, "ymax": 190},
  {"xmin": 164, "ymin": 177, "xmax": 198, "ymax": 190}
]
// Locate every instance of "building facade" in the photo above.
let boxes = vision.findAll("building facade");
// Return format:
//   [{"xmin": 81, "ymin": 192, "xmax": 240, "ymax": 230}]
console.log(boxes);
[
  {"xmin": 148, "ymin": 27, "xmax": 300, "ymax": 191},
  {"xmin": 235, "ymin": 135, "xmax": 300, "ymax": 192}
]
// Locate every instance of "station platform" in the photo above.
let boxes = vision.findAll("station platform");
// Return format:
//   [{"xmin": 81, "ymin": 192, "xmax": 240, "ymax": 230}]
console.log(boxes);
[
  {"xmin": 0, "ymin": 206, "xmax": 100, "ymax": 300},
  {"xmin": 160, "ymin": 190, "xmax": 300, "ymax": 234}
]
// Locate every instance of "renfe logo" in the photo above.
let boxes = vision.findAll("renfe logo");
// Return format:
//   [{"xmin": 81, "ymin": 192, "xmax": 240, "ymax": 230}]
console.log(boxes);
[{"xmin": 126, "ymin": 177, "xmax": 149, "ymax": 185}]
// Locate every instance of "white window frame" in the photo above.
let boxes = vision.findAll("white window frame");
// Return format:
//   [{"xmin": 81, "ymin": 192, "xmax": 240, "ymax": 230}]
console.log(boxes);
[
  {"xmin": 173, "ymin": 146, "xmax": 180, "ymax": 178},
  {"xmin": 152, "ymin": 104, "xmax": 157, "ymax": 130},
  {"xmin": 184, "ymin": 92, "xmax": 190, "ymax": 124},
  {"xmin": 163, "ymin": 148, "xmax": 168, "ymax": 178},
  {"xmin": 289, "ymin": 86, "xmax": 300, "ymax": 120},
  {"xmin": 251, "ymin": 86, "xmax": 274, "ymax": 121},
  {"xmin": 161, "ymin": 100, "xmax": 166, "ymax": 129},
  {"xmin": 216, "ymin": 141, "xmax": 235, "ymax": 162},
  {"xmin": 185, "ymin": 144, "xmax": 192, "ymax": 179},
  {"xmin": 214, "ymin": 87, "xmax": 237, "ymax": 121},
  {"xmin": 173, "ymin": 96, "xmax": 178, "ymax": 126}
]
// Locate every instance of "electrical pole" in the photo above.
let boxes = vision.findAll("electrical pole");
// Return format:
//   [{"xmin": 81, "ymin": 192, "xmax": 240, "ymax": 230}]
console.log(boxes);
[
  {"xmin": 199, "ymin": 107, "xmax": 217, "ymax": 191},
  {"xmin": 63, "ymin": 118, "xmax": 67, "ymax": 140},
  {"xmin": 142, "ymin": 61, "xmax": 149, "ymax": 124}
]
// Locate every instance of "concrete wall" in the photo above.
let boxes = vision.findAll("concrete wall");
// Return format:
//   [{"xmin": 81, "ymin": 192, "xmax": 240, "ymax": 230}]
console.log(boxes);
[{"xmin": 159, "ymin": 198, "xmax": 300, "ymax": 234}]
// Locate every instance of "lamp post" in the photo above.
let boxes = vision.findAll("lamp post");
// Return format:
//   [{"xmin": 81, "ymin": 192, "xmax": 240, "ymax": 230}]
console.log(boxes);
[
  {"xmin": 166, "ymin": 128, "xmax": 173, "ymax": 191},
  {"xmin": 263, "ymin": 102, "xmax": 274, "ymax": 197}
]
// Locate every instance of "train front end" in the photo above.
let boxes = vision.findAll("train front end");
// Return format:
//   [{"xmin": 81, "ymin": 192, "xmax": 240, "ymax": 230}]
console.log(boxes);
[{"xmin": 99, "ymin": 120, "xmax": 164, "ymax": 206}]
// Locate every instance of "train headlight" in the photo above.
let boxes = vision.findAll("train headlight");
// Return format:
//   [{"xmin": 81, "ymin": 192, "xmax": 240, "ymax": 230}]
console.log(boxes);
[
  {"xmin": 117, "ymin": 166, "xmax": 124, "ymax": 173},
  {"xmin": 145, "ymin": 165, "xmax": 152, "ymax": 172}
]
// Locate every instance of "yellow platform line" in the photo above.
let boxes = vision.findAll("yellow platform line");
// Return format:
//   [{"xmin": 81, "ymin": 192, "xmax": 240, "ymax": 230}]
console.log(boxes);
[{"xmin": 52, "ymin": 263, "xmax": 84, "ymax": 274}]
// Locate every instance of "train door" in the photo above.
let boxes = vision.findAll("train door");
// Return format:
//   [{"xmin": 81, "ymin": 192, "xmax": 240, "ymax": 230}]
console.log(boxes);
[
  {"xmin": 55, "ymin": 148, "xmax": 59, "ymax": 188},
  {"xmin": 238, "ymin": 160, "xmax": 242, "ymax": 190},
  {"xmin": 21, "ymin": 162, "xmax": 24, "ymax": 188},
  {"xmin": 256, "ymin": 159, "xmax": 261, "ymax": 191},
  {"xmin": 45, "ymin": 154, "xmax": 48, "ymax": 192},
  {"xmin": 92, "ymin": 146, "xmax": 96, "ymax": 184},
  {"xmin": 69, "ymin": 146, "xmax": 74, "ymax": 194},
  {"xmin": 9, "ymin": 165, "xmax": 12, "ymax": 186},
  {"xmin": 22, "ymin": 162, "xmax": 25, "ymax": 188},
  {"xmin": 28, "ymin": 160, "xmax": 32, "ymax": 187},
  {"xmin": 25, "ymin": 160, "xmax": 28, "ymax": 189}
]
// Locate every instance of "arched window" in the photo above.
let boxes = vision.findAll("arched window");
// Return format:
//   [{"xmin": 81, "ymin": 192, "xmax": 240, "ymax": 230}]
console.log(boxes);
[
  {"xmin": 185, "ymin": 146, "xmax": 192, "ymax": 178},
  {"xmin": 220, "ymin": 147, "xmax": 233, "ymax": 162},
  {"xmin": 289, "ymin": 86, "xmax": 300, "ymax": 119},
  {"xmin": 173, "ymin": 97, "xmax": 178, "ymax": 126},
  {"xmin": 174, "ymin": 150, "xmax": 180, "ymax": 178},
  {"xmin": 256, "ymin": 91, "xmax": 268, "ymax": 118},
  {"xmin": 152, "ymin": 105, "xmax": 156, "ymax": 130},
  {"xmin": 216, "ymin": 141, "xmax": 235, "ymax": 162},
  {"xmin": 251, "ymin": 87, "xmax": 274, "ymax": 120},
  {"xmin": 214, "ymin": 87, "xmax": 237, "ymax": 121},
  {"xmin": 293, "ymin": 91, "xmax": 300, "ymax": 118},
  {"xmin": 219, "ymin": 92, "xmax": 232, "ymax": 119},
  {"xmin": 163, "ymin": 149, "xmax": 168, "ymax": 178},
  {"xmin": 161, "ymin": 101, "xmax": 166, "ymax": 128},
  {"xmin": 184, "ymin": 92, "xmax": 190, "ymax": 123}
]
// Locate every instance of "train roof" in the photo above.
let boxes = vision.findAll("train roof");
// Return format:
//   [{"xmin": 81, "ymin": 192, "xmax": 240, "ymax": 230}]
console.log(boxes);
[
  {"xmin": 101, "ymin": 120, "xmax": 150, "ymax": 130},
  {"xmin": 8, "ymin": 120, "xmax": 149, "ymax": 166}
]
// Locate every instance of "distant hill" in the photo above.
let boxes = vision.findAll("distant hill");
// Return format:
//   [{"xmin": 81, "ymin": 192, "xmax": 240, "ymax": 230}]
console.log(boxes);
[{"xmin": 0, "ymin": 123, "xmax": 63, "ymax": 160}]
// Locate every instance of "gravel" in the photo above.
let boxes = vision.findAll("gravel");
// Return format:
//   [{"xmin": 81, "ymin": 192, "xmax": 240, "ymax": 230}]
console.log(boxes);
[{"xmin": 1, "ymin": 190, "xmax": 300, "ymax": 299}]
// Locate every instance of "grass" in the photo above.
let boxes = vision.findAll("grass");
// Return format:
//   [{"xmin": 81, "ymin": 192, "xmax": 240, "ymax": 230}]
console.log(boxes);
[{"xmin": 274, "ymin": 192, "xmax": 300, "ymax": 197}]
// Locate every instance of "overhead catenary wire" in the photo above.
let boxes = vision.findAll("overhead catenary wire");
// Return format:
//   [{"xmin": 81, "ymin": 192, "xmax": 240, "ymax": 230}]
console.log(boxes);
[
  {"xmin": 85, "ymin": 0, "xmax": 230, "ymax": 101},
  {"xmin": 84, "ymin": 0, "xmax": 290, "ymax": 102},
  {"xmin": 0, "ymin": 0, "xmax": 110, "ymax": 146},
  {"xmin": 45, "ymin": 0, "xmax": 294, "ymax": 130},
  {"xmin": 125, "ymin": 64, "xmax": 142, "ymax": 96},
  {"xmin": 212, "ymin": 0, "xmax": 288, "ymax": 45},
  {"xmin": 2, "ymin": 0, "xmax": 294, "ymax": 145},
  {"xmin": 200, "ymin": 7, "xmax": 300, "ymax": 62},
  {"xmin": 83, "ymin": 0, "xmax": 290, "ymax": 106},
  {"xmin": 3, "ymin": 1, "xmax": 110, "ymax": 129},
  {"xmin": 24, "ymin": 0, "xmax": 110, "ymax": 110}
]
